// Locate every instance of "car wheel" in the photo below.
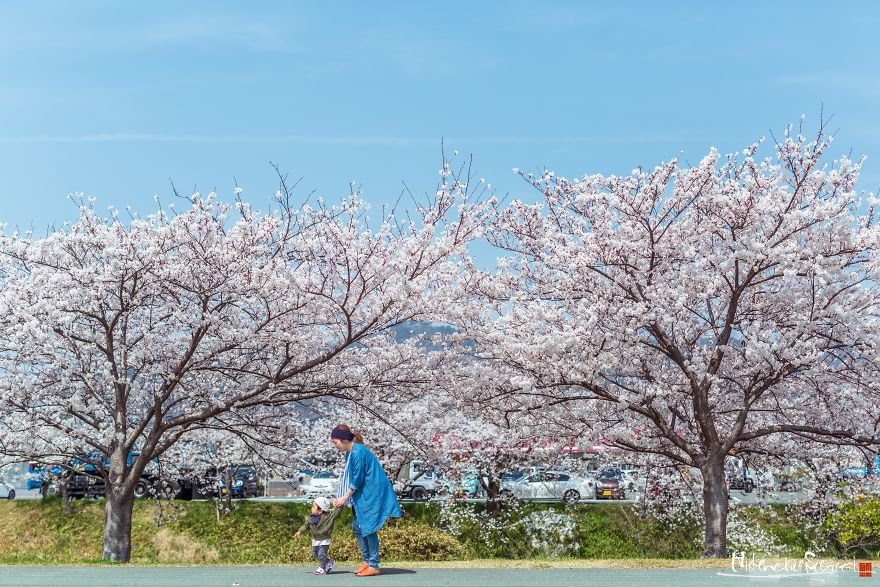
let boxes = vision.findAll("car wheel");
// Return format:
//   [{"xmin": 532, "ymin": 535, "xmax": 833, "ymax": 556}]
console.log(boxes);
[
  {"xmin": 410, "ymin": 486, "xmax": 428, "ymax": 501},
  {"xmin": 7, "ymin": 490, "xmax": 14, "ymax": 500},
  {"xmin": 563, "ymin": 489, "xmax": 580, "ymax": 504},
  {"xmin": 744, "ymin": 480, "xmax": 755, "ymax": 493},
  {"xmin": 41, "ymin": 482, "xmax": 60, "ymax": 498},
  {"xmin": 134, "ymin": 479, "xmax": 150, "ymax": 499},
  {"xmin": 156, "ymin": 479, "xmax": 180, "ymax": 499}
]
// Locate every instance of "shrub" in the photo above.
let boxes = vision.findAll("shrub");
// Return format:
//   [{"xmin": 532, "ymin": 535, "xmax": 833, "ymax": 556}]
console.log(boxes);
[
  {"xmin": 824, "ymin": 497, "xmax": 880, "ymax": 558},
  {"xmin": 378, "ymin": 524, "xmax": 465, "ymax": 560},
  {"xmin": 520, "ymin": 510, "xmax": 578, "ymax": 558}
]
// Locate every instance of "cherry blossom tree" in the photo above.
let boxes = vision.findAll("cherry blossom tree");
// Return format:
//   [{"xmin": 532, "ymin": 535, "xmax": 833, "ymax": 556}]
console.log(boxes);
[
  {"xmin": 287, "ymin": 349, "xmax": 564, "ymax": 517},
  {"xmin": 292, "ymin": 397, "xmax": 438, "ymax": 483},
  {"xmin": 0, "ymin": 169, "xmax": 486, "ymax": 561},
  {"xmin": 432, "ymin": 358, "xmax": 591, "ymax": 514},
  {"xmin": 454, "ymin": 120, "xmax": 880, "ymax": 556},
  {"xmin": 333, "ymin": 350, "xmax": 583, "ymax": 514}
]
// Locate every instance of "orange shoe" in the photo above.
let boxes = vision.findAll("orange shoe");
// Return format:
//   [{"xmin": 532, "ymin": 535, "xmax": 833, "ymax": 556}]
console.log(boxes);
[
  {"xmin": 357, "ymin": 566, "xmax": 380, "ymax": 577},
  {"xmin": 354, "ymin": 562, "xmax": 369, "ymax": 575}
]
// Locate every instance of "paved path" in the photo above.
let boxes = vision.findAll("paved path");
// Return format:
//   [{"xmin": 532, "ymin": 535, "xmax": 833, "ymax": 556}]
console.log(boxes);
[{"xmin": 0, "ymin": 564, "xmax": 873, "ymax": 587}]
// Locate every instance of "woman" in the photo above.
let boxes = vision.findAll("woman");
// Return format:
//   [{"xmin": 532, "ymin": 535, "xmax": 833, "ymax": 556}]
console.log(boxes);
[{"xmin": 331, "ymin": 424, "xmax": 401, "ymax": 577}]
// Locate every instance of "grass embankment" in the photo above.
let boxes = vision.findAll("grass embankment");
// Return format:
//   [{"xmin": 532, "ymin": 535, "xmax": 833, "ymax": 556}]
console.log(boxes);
[
  {"xmin": 0, "ymin": 498, "xmax": 864, "ymax": 565},
  {"xmin": 0, "ymin": 499, "xmax": 462, "ymax": 564}
]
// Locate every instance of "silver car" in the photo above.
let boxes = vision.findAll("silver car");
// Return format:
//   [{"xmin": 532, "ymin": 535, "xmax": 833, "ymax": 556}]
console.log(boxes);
[
  {"xmin": 302, "ymin": 470, "xmax": 338, "ymax": 498},
  {"xmin": 0, "ymin": 479, "xmax": 15, "ymax": 500},
  {"xmin": 502, "ymin": 470, "xmax": 596, "ymax": 503}
]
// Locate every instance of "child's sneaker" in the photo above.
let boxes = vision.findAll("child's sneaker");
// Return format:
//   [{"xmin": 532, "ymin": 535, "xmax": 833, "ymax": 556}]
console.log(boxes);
[
  {"xmin": 326, "ymin": 559, "xmax": 335, "ymax": 573},
  {"xmin": 313, "ymin": 567, "xmax": 326, "ymax": 575}
]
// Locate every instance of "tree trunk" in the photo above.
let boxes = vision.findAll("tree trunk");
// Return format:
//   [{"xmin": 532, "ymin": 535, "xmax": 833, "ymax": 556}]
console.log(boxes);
[
  {"xmin": 483, "ymin": 475, "xmax": 502, "ymax": 516},
  {"xmin": 224, "ymin": 472, "xmax": 233, "ymax": 512},
  {"xmin": 701, "ymin": 460, "xmax": 729, "ymax": 558},
  {"xmin": 102, "ymin": 490, "xmax": 135, "ymax": 562},
  {"xmin": 60, "ymin": 476, "xmax": 72, "ymax": 515},
  {"xmin": 102, "ymin": 447, "xmax": 136, "ymax": 562}
]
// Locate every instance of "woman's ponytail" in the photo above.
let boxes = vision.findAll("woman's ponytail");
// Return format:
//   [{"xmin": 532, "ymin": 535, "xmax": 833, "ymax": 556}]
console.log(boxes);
[{"xmin": 334, "ymin": 423, "xmax": 364, "ymax": 444}]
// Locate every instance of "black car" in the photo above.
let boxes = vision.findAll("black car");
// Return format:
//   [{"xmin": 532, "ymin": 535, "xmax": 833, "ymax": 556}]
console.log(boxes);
[
  {"xmin": 725, "ymin": 459, "xmax": 755, "ymax": 493},
  {"xmin": 41, "ymin": 472, "xmax": 106, "ymax": 499},
  {"xmin": 727, "ymin": 473, "xmax": 755, "ymax": 493},
  {"xmin": 172, "ymin": 464, "xmax": 259, "ymax": 500},
  {"xmin": 216, "ymin": 465, "xmax": 260, "ymax": 498}
]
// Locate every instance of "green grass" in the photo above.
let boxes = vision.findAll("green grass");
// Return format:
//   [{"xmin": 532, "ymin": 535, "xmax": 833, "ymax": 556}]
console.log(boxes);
[{"xmin": 0, "ymin": 497, "xmax": 861, "ymax": 565}]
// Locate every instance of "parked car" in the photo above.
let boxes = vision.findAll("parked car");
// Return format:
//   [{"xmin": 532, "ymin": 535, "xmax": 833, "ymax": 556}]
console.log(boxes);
[
  {"xmin": 39, "ymin": 471, "xmax": 106, "ymax": 499},
  {"xmin": 446, "ymin": 470, "xmax": 483, "ymax": 500},
  {"xmin": 501, "ymin": 470, "xmax": 527, "ymax": 484},
  {"xmin": 30, "ymin": 458, "xmax": 106, "ymax": 499},
  {"xmin": 284, "ymin": 469, "xmax": 314, "ymax": 493},
  {"xmin": 501, "ymin": 466, "xmax": 545, "ymax": 484},
  {"xmin": 30, "ymin": 451, "xmax": 164, "ymax": 499},
  {"xmin": 595, "ymin": 468, "xmax": 626, "ymax": 500},
  {"xmin": 838, "ymin": 456, "xmax": 880, "ymax": 479},
  {"xmin": 609, "ymin": 463, "xmax": 641, "ymax": 491},
  {"xmin": 725, "ymin": 458, "xmax": 756, "ymax": 493},
  {"xmin": 396, "ymin": 460, "xmax": 443, "ymax": 501},
  {"xmin": 303, "ymin": 470, "xmax": 338, "ymax": 498},
  {"xmin": 501, "ymin": 470, "xmax": 596, "ymax": 503},
  {"xmin": 0, "ymin": 478, "xmax": 15, "ymax": 499},
  {"xmin": 216, "ymin": 464, "xmax": 260, "ymax": 498},
  {"xmin": 158, "ymin": 463, "xmax": 257, "ymax": 500},
  {"xmin": 727, "ymin": 473, "xmax": 756, "ymax": 493},
  {"xmin": 592, "ymin": 464, "xmax": 641, "ymax": 492}
]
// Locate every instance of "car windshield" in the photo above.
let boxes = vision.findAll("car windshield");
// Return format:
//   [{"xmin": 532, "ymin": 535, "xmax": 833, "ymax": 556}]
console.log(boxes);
[
  {"xmin": 599, "ymin": 468, "xmax": 621, "ymax": 479},
  {"xmin": 313, "ymin": 471, "xmax": 334, "ymax": 479}
]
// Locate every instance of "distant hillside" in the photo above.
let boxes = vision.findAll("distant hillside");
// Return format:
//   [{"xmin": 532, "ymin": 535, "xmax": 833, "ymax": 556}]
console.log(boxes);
[{"xmin": 392, "ymin": 320, "xmax": 458, "ymax": 350}]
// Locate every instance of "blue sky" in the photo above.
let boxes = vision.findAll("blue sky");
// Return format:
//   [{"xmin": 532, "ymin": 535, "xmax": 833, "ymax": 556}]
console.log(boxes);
[{"xmin": 2, "ymin": 1, "xmax": 879, "ymax": 237}]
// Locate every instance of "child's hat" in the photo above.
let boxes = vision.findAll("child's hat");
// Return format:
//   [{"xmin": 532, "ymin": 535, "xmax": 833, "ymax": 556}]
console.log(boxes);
[{"xmin": 313, "ymin": 496, "xmax": 332, "ymax": 511}]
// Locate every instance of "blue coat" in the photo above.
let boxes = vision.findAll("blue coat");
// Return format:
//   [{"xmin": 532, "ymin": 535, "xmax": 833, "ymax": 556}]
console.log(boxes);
[{"xmin": 347, "ymin": 443, "xmax": 402, "ymax": 535}]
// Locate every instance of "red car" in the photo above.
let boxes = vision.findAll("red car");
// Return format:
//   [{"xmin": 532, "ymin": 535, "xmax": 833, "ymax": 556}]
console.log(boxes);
[{"xmin": 595, "ymin": 468, "xmax": 627, "ymax": 500}]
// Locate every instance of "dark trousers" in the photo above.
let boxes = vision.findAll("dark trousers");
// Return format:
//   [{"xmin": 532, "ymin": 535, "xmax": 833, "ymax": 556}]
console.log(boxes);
[{"xmin": 312, "ymin": 544, "xmax": 330, "ymax": 569}]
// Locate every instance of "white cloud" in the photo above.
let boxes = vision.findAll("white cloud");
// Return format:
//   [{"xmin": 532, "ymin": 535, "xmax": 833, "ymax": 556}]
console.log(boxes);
[{"xmin": 0, "ymin": 6, "xmax": 298, "ymax": 53}]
